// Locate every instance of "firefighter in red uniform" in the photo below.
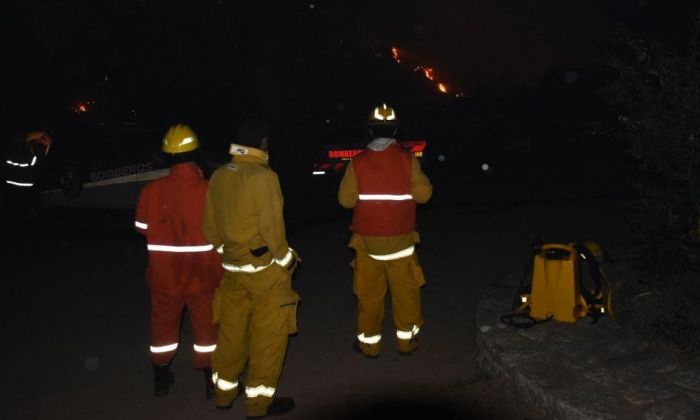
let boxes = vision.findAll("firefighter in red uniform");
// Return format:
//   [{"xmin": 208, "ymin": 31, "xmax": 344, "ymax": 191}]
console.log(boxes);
[
  {"xmin": 134, "ymin": 124, "xmax": 223, "ymax": 398},
  {"xmin": 338, "ymin": 104, "xmax": 433, "ymax": 358}
]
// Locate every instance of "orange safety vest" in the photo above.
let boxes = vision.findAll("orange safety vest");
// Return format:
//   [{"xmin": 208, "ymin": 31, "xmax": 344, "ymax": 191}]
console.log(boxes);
[
  {"xmin": 352, "ymin": 144, "xmax": 416, "ymax": 236},
  {"xmin": 135, "ymin": 163, "xmax": 222, "ymax": 296}
]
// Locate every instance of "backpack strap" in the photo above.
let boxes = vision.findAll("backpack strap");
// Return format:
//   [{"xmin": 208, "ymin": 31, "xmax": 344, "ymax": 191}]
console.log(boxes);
[{"xmin": 574, "ymin": 243, "xmax": 606, "ymax": 322}]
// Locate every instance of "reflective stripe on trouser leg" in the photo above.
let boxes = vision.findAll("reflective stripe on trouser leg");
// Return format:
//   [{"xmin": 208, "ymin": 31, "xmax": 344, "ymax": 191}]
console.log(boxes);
[
  {"xmin": 357, "ymin": 333, "xmax": 382, "ymax": 344},
  {"xmin": 212, "ymin": 372, "xmax": 238, "ymax": 391},
  {"xmin": 244, "ymin": 266, "xmax": 294, "ymax": 418},
  {"xmin": 353, "ymin": 252, "xmax": 389, "ymax": 357},
  {"xmin": 149, "ymin": 342, "xmax": 178, "ymax": 366},
  {"xmin": 396, "ymin": 325, "xmax": 420, "ymax": 340},
  {"xmin": 211, "ymin": 277, "xmax": 250, "ymax": 408},
  {"xmin": 387, "ymin": 253, "xmax": 425, "ymax": 353},
  {"xmin": 246, "ymin": 385, "xmax": 276, "ymax": 398},
  {"xmin": 212, "ymin": 371, "xmax": 239, "ymax": 406},
  {"xmin": 186, "ymin": 291, "xmax": 218, "ymax": 369},
  {"xmin": 194, "ymin": 344, "xmax": 217, "ymax": 352},
  {"xmin": 150, "ymin": 292, "xmax": 186, "ymax": 366}
]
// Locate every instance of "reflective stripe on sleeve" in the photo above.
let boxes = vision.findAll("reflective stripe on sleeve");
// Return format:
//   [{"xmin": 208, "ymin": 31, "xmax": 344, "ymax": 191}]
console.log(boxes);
[
  {"xmin": 246, "ymin": 385, "xmax": 276, "ymax": 398},
  {"xmin": 396, "ymin": 325, "xmax": 421, "ymax": 340},
  {"xmin": 193, "ymin": 344, "xmax": 216, "ymax": 353},
  {"xmin": 274, "ymin": 248, "xmax": 294, "ymax": 267},
  {"xmin": 150, "ymin": 343, "xmax": 178, "ymax": 353},
  {"xmin": 216, "ymin": 245, "xmax": 224, "ymax": 254},
  {"xmin": 6, "ymin": 160, "xmax": 30, "ymax": 167},
  {"xmin": 147, "ymin": 244, "xmax": 214, "ymax": 252},
  {"xmin": 357, "ymin": 333, "xmax": 382, "ymax": 345},
  {"xmin": 358, "ymin": 194, "xmax": 413, "ymax": 201},
  {"xmin": 6, "ymin": 180, "xmax": 33, "ymax": 187},
  {"xmin": 213, "ymin": 372, "xmax": 238, "ymax": 391},
  {"xmin": 368, "ymin": 245, "xmax": 415, "ymax": 261},
  {"xmin": 134, "ymin": 221, "xmax": 148, "ymax": 230}
]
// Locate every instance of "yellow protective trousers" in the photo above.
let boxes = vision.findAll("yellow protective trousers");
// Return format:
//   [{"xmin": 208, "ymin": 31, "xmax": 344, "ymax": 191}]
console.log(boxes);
[
  {"xmin": 353, "ymin": 251, "xmax": 426, "ymax": 356},
  {"xmin": 211, "ymin": 264, "xmax": 299, "ymax": 417}
]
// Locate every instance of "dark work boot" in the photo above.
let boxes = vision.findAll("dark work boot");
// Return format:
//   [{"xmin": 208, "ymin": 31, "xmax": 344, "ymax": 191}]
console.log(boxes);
[
  {"xmin": 352, "ymin": 339, "xmax": 379, "ymax": 359},
  {"xmin": 153, "ymin": 364, "xmax": 175, "ymax": 396},
  {"xmin": 202, "ymin": 368, "xmax": 215, "ymax": 400},
  {"xmin": 246, "ymin": 397, "xmax": 295, "ymax": 419},
  {"xmin": 398, "ymin": 337, "xmax": 419, "ymax": 356}
]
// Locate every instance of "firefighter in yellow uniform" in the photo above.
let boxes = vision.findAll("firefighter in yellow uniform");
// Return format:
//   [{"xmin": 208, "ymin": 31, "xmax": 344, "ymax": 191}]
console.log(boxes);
[
  {"xmin": 203, "ymin": 118, "xmax": 299, "ymax": 418},
  {"xmin": 338, "ymin": 104, "xmax": 433, "ymax": 358}
]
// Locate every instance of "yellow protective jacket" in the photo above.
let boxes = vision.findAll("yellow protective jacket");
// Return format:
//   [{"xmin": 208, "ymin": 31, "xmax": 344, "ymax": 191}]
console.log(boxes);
[
  {"xmin": 203, "ymin": 153, "xmax": 290, "ymax": 267},
  {"xmin": 338, "ymin": 154, "xmax": 433, "ymax": 255}
]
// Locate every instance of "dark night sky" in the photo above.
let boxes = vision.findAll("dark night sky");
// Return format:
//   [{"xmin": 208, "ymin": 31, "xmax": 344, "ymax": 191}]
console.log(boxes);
[{"xmin": 1, "ymin": 0, "xmax": 698, "ymax": 131}]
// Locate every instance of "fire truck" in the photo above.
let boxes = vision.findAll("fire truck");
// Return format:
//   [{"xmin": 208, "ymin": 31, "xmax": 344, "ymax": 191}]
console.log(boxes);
[
  {"xmin": 2, "ymin": 122, "xmax": 225, "ymax": 210},
  {"xmin": 310, "ymin": 125, "xmax": 427, "ymax": 178}
]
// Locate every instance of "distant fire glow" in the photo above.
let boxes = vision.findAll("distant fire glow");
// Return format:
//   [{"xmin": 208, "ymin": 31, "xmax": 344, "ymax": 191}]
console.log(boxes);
[
  {"xmin": 391, "ymin": 47, "xmax": 400, "ymax": 63},
  {"xmin": 72, "ymin": 100, "xmax": 95, "ymax": 114},
  {"xmin": 393, "ymin": 46, "xmax": 457, "ymax": 96},
  {"xmin": 73, "ymin": 103, "xmax": 88, "ymax": 113},
  {"xmin": 414, "ymin": 66, "xmax": 435, "ymax": 81}
]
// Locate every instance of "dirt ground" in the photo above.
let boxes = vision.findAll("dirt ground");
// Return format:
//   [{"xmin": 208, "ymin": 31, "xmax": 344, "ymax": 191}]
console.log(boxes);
[{"xmin": 2, "ymin": 187, "xmax": 641, "ymax": 420}]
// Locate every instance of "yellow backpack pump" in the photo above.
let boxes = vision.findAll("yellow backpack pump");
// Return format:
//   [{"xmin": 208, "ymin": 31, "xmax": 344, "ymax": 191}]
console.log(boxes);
[{"xmin": 502, "ymin": 239, "xmax": 614, "ymax": 328}]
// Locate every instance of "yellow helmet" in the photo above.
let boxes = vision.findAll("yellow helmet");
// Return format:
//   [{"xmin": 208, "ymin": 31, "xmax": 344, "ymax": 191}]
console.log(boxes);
[
  {"xmin": 162, "ymin": 124, "xmax": 199, "ymax": 154},
  {"xmin": 26, "ymin": 130, "xmax": 52, "ymax": 145},
  {"xmin": 368, "ymin": 103, "xmax": 398, "ymax": 125}
]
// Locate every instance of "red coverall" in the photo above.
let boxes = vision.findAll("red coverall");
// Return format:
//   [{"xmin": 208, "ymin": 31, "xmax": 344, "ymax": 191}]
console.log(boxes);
[{"xmin": 135, "ymin": 162, "xmax": 223, "ymax": 368}]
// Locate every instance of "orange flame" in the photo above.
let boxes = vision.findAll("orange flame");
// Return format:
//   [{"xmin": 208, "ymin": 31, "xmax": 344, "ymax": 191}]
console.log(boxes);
[
  {"xmin": 391, "ymin": 47, "xmax": 400, "ymax": 63},
  {"xmin": 424, "ymin": 67, "xmax": 435, "ymax": 81},
  {"xmin": 73, "ymin": 102, "xmax": 89, "ymax": 113},
  {"xmin": 438, "ymin": 83, "xmax": 447, "ymax": 93}
]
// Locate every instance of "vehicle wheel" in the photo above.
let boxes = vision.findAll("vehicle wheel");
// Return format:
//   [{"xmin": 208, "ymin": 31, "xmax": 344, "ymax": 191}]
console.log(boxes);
[{"xmin": 60, "ymin": 166, "xmax": 83, "ymax": 198}]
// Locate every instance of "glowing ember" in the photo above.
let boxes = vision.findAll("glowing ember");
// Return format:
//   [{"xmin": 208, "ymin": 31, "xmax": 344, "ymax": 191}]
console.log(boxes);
[
  {"xmin": 424, "ymin": 67, "xmax": 435, "ymax": 81},
  {"xmin": 438, "ymin": 83, "xmax": 448, "ymax": 93},
  {"xmin": 73, "ymin": 102, "xmax": 89, "ymax": 113},
  {"xmin": 391, "ymin": 47, "xmax": 400, "ymax": 63}
]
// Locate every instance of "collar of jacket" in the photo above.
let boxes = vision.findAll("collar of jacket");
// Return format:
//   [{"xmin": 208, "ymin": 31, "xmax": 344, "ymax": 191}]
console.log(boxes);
[
  {"xmin": 169, "ymin": 162, "xmax": 203, "ymax": 179},
  {"xmin": 229, "ymin": 143, "xmax": 269, "ymax": 165},
  {"xmin": 367, "ymin": 137, "xmax": 397, "ymax": 151}
]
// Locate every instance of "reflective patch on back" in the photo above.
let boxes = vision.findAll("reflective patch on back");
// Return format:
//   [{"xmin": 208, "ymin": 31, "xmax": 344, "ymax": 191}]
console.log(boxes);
[{"xmin": 227, "ymin": 163, "xmax": 239, "ymax": 171}]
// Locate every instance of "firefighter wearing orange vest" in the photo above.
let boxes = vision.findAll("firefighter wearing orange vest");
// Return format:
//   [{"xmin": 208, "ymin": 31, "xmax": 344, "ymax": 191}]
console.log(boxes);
[
  {"xmin": 203, "ymin": 118, "xmax": 299, "ymax": 418},
  {"xmin": 134, "ymin": 124, "xmax": 223, "ymax": 398},
  {"xmin": 338, "ymin": 104, "xmax": 433, "ymax": 358}
]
